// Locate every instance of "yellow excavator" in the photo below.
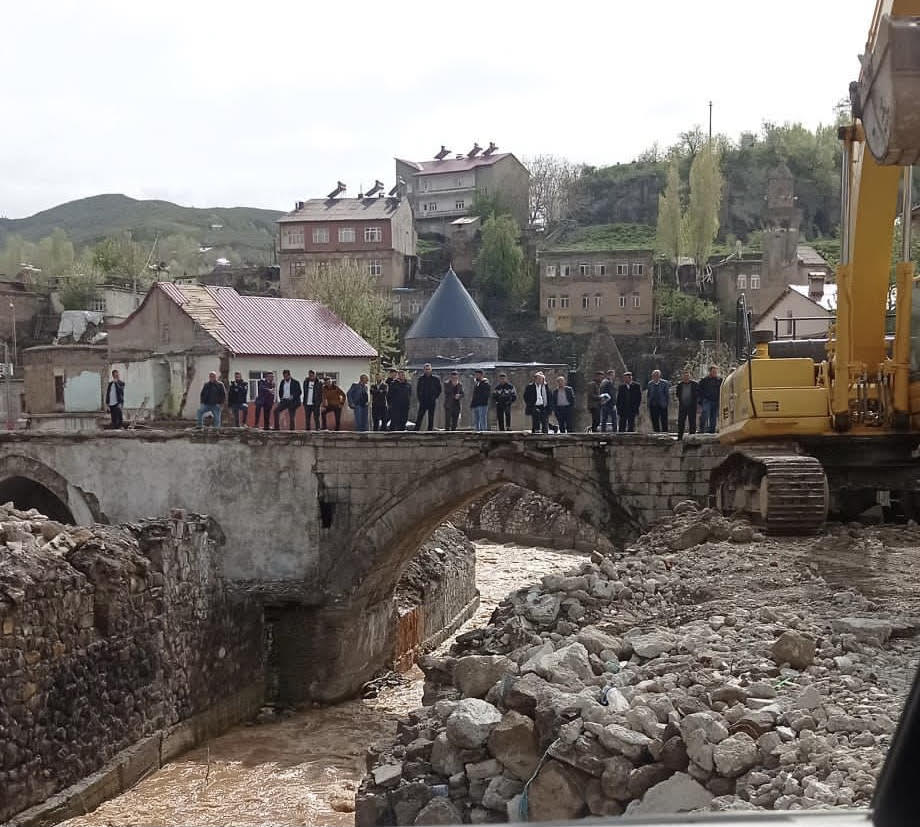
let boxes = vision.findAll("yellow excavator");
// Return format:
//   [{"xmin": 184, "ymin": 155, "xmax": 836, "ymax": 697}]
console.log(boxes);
[{"xmin": 712, "ymin": 0, "xmax": 920, "ymax": 532}]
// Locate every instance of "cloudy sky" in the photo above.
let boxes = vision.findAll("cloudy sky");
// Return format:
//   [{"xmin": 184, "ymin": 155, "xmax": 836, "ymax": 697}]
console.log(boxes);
[{"xmin": 2, "ymin": 0, "xmax": 870, "ymax": 218}]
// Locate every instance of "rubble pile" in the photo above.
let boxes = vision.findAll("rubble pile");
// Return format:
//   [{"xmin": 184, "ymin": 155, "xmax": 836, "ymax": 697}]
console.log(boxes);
[{"xmin": 357, "ymin": 503, "xmax": 920, "ymax": 823}]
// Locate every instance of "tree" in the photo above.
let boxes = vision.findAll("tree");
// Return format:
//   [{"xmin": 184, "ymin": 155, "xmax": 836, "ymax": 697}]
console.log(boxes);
[
  {"xmin": 683, "ymin": 145, "xmax": 723, "ymax": 285},
  {"xmin": 655, "ymin": 286, "xmax": 719, "ymax": 338},
  {"xmin": 655, "ymin": 161, "xmax": 683, "ymax": 266},
  {"xmin": 524, "ymin": 154, "xmax": 581, "ymax": 226},
  {"xmin": 293, "ymin": 260, "xmax": 398, "ymax": 362},
  {"xmin": 474, "ymin": 214, "xmax": 530, "ymax": 308}
]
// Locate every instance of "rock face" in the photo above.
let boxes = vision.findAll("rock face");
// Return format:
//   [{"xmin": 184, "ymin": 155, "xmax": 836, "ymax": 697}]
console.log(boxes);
[
  {"xmin": 357, "ymin": 506, "xmax": 917, "ymax": 823},
  {"xmin": 0, "ymin": 508, "xmax": 263, "ymax": 824}
]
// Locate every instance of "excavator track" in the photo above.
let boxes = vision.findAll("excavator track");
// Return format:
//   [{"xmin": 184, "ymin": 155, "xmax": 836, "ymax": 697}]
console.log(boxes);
[{"xmin": 711, "ymin": 447, "xmax": 829, "ymax": 535}]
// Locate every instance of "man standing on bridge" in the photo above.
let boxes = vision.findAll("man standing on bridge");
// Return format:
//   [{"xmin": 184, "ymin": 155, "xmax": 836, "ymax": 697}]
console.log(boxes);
[
  {"xmin": 273, "ymin": 370, "xmax": 301, "ymax": 430},
  {"xmin": 415, "ymin": 363, "xmax": 442, "ymax": 431},
  {"xmin": 387, "ymin": 370, "xmax": 411, "ymax": 431},
  {"xmin": 616, "ymin": 371, "xmax": 641, "ymax": 432},
  {"xmin": 197, "ymin": 371, "xmax": 227, "ymax": 428},
  {"xmin": 106, "ymin": 369, "xmax": 125, "ymax": 429},
  {"xmin": 646, "ymin": 369, "xmax": 670, "ymax": 433}
]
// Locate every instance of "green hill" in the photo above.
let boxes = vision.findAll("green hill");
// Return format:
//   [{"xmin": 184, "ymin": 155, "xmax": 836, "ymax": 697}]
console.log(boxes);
[{"xmin": 0, "ymin": 194, "xmax": 283, "ymax": 262}]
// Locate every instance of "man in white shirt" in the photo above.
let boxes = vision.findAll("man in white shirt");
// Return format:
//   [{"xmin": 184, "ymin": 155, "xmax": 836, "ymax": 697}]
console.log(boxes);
[
  {"xmin": 524, "ymin": 371, "xmax": 550, "ymax": 434},
  {"xmin": 302, "ymin": 370, "xmax": 321, "ymax": 430},
  {"xmin": 273, "ymin": 369, "xmax": 302, "ymax": 430}
]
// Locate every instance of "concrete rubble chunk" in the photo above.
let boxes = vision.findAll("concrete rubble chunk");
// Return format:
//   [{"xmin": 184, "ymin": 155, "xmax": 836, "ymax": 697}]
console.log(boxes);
[
  {"xmin": 487, "ymin": 710, "xmax": 541, "ymax": 781},
  {"xmin": 481, "ymin": 774, "xmax": 524, "ymax": 812},
  {"xmin": 372, "ymin": 762, "xmax": 403, "ymax": 788},
  {"xmin": 413, "ymin": 797, "xmax": 463, "ymax": 825},
  {"xmin": 600, "ymin": 755, "xmax": 634, "ymax": 801},
  {"xmin": 431, "ymin": 732, "xmax": 465, "ymax": 776},
  {"xmin": 522, "ymin": 641, "xmax": 593, "ymax": 686},
  {"xmin": 523, "ymin": 592, "xmax": 561, "ymax": 626},
  {"xmin": 445, "ymin": 698, "xmax": 502, "ymax": 749},
  {"xmin": 628, "ymin": 630, "xmax": 677, "ymax": 659},
  {"xmin": 713, "ymin": 733, "xmax": 760, "ymax": 778},
  {"xmin": 525, "ymin": 760, "xmax": 588, "ymax": 822},
  {"xmin": 831, "ymin": 617, "xmax": 893, "ymax": 647},
  {"xmin": 454, "ymin": 655, "xmax": 518, "ymax": 699},
  {"xmin": 626, "ymin": 772, "xmax": 714, "ymax": 815},
  {"xmin": 669, "ymin": 522, "xmax": 711, "ymax": 550},
  {"xmin": 771, "ymin": 630, "xmax": 816, "ymax": 669},
  {"xmin": 575, "ymin": 626, "xmax": 624, "ymax": 657},
  {"xmin": 598, "ymin": 723, "xmax": 654, "ymax": 761}
]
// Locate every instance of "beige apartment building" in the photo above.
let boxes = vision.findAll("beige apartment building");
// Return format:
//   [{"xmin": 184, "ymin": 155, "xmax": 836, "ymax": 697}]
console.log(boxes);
[{"xmin": 538, "ymin": 248, "xmax": 654, "ymax": 334}]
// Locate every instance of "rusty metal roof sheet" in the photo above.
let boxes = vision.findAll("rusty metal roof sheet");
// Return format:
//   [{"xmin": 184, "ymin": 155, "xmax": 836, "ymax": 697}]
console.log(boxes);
[{"xmin": 156, "ymin": 283, "xmax": 376, "ymax": 358}]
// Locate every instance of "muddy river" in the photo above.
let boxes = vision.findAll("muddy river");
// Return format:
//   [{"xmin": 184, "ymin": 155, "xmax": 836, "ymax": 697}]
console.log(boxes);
[{"xmin": 61, "ymin": 542, "xmax": 588, "ymax": 827}]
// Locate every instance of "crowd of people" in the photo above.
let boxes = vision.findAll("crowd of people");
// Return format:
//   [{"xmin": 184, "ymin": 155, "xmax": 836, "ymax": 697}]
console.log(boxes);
[{"xmin": 104, "ymin": 363, "xmax": 724, "ymax": 437}]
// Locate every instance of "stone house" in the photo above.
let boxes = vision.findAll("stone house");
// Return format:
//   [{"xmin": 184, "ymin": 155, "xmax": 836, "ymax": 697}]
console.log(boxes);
[
  {"xmin": 537, "ymin": 248, "xmax": 655, "ymax": 335},
  {"xmin": 277, "ymin": 193, "xmax": 416, "ymax": 296},
  {"xmin": 107, "ymin": 282, "xmax": 376, "ymax": 424},
  {"xmin": 22, "ymin": 344, "xmax": 108, "ymax": 430},
  {"xmin": 395, "ymin": 144, "xmax": 530, "ymax": 236}
]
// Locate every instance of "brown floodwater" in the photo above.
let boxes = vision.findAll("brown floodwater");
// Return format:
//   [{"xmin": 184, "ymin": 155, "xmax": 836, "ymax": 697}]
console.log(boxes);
[{"xmin": 61, "ymin": 541, "xmax": 588, "ymax": 827}]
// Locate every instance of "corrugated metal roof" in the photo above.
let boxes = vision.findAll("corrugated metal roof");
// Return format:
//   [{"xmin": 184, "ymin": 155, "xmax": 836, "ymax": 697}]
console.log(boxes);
[
  {"xmin": 156, "ymin": 283, "xmax": 376, "ymax": 358},
  {"xmin": 277, "ymin": 197, "xmax": 403, "ymax": 224},
  {"xmin": 405, "ymin": 268, "xmax": 498, "ymax": 340},
  {"xmin": 396, "ymin": 153, "xmax": 512, "ymax": 175}
]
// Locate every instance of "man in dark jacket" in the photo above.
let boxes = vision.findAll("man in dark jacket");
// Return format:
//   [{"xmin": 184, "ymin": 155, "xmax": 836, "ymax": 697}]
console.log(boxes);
[
  {"xmin": 302, "ymin": 370, "xmax": 322, "ymax": 431},
  {"xmin": 415, "ymin": 363, "xmax": 442, "ymax": 431},
  {"xmin": 105, "ymin": 369, "xmax": 125, "ymax": 429},
  {"xmin": 443, "ymin": 371, "xmax": 464, "ymax": 430},
  {"xmin": 470, "ymin": 370, "xmax": 491, "ymax": 431},
  {"xmin": 347, "ymin": 374, "xmax": 370, "ymax": 432},
  {"xmin": 273, "ymin": 369, "xmax": 301, "ymax": 430},
  {"xmin": 616, "ymin": 371, "xmax": 641, "ymax": 432},
  {"xmin": 646, "ymin": 369, "xmax": 670, "ymax": 433},
  {"xmin": 600, "ymin": 369, "xmax": 617, "ymax": 432},
  {"xmin": 492, "ymin": 372, "xmax": 517, "ymax": 431},
  {"xmin": 523, "ymin": 372, "xmax": 550, "ymax": 434},
  {"xmin": 196, "ymin": 371, "xmax": 227, "ymax": 427},
  {"xmin": 388, "ymin": 370, "xmax": 411, "ymax": 431},
  {"xmin": 676, "ymin": 368, "xmax": 700, "ymax": 440},
  {"xmin": 549, "ymin": 375, "xmax": 576, "ymax": 433},
  {"xmin": 587, "ymin": 371, "xmax": 605, "ymax": 432},
  {"xmin": 227, "ymin": 371, "xmax": 249, "ymax": 426},
  {"xmin": 698, "ymin": 365, "xmax": 722, "ymax": 434},
  {"xmin": 255, "ymin": 372, "xmax": 275, "ymax": 431},
  {"xmin": 370, "ymin": 375, "xmax": 389, "ymax": 431}
]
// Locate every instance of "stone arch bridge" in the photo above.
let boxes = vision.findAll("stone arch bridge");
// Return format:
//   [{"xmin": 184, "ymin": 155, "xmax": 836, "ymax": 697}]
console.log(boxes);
[{"xmin": 0, "ymin": 430, "xmax": 725, "ymax": 700}]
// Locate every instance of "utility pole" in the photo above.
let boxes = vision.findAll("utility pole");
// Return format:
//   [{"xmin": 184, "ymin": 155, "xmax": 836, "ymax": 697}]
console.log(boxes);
[
  {"xmin": 708, "ymin": 100, "xmax": 713, "ymax": 142},
  {"xmin": 9, "ymin": 300, "xmax": 16, "ymax": 367},
  {"xmin": 4, "ymin": 342, "xmax": 12, "ymax": 430}
]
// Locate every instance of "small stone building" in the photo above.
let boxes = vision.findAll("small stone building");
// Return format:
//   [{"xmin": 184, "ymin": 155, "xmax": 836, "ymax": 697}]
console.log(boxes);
[{"xmin": 22, "ymin": 344, "xmax": 109, "ymax": 431}]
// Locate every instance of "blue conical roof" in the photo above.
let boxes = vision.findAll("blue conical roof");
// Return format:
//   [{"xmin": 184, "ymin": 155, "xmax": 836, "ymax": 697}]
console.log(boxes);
[{"xmin": 406, "ymin": 268, "xmax": 498, "ymax": 340}]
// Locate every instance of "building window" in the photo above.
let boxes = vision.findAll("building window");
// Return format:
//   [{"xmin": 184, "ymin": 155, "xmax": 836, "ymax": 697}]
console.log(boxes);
[
  {"xmin": 546, "ymin": 264, "xmax": 557, "ymax": 278},
  {"xmin": 312, "ymin": 227, "xmax": 329, "ymax": 243},
  {"xmin": 616, "ymin": 263, "xmax": 628, "ymax": 276},
  {"xmin": 319, "ymin": 371, "xmax": 339, "ymax": 383},
  {"xmin": 618, "ymin": 295, "xmax": 626, "ymax": 308},
  {"xmin": 159, "ymin": 323, "xmax": 169, "ymax": 344},
  {"xmin": 595, "ymin": 264, "xmax": 606, "ymax": 276},
  {"xmin": 455, "ymin": 200, "xmax": 465, "ymax": 210},
  {"xmin": 560, "ymin": 295, "xmax": 570, "ymax": 309},
  {"xmin": 632, "ymin": 294, "xmax": 641, "ymax": 308},
  {"xmin": 248, "ymin": 370, "xmax": 268, "ymax": 401},
  {"xmin": 750, "ymin": 274, "xmax": 761, "ymax": 289},
  {"xmin": 457, "ymin": 177, "xmax": 463, "ymax": 187},
  {"xmin": 317, "ymin": 260, "xmax": 329, "ymax": 273},
  {"xmin": 560, "ymin": 264, "xmax": 571, "ymax": 277},
  {"xmin": 91, "ymin": 295, "xmax": 106, "ymax": 313},
  {"xmin": 579, "ymin": 263, "xmax": 590, "ymax": 276},
  {"xmin": 428, "ymin": 202, "xmax": 437, "ymax": 212},
  {"xmin": 547, "ymin": 296, "xmax": 557, "ymax": 309},
  {"xmin": 365, "ymin": 226, "xmax": 382, "ymax": 242},
  {"xmin": 737, "ymin": 274, "xmax": 747, "ymax": 290},
  {"xmin": 582, "ymin": 295, "xmax": 590, "ymax": 309},
  {"xmin": 368, "ymin": 260, "xmax": 382, "ymax": 277},
  {"xmin": 292, "ymin": 261, "xmax": 306, "ymax": 277},
  {"xmin": 410, "ymin": 301, "xmax": 421, "ymax": 314},
  {"xmin": 338, "ymin": 227, "xmax": 355, "ymax": 243},
  {"xmin": 631, "ymin": 263, "xmax": 644, "ymax": 276},
  {"xmin": 594, "ymin": 294, "xmax": 602, "ymax": 308},
  {"xmin": 282, "ymin": 226, "xmax": 304, "ymax": 249},
  {"xmin": 54, "ymin": 374, "xmax": 64, "ymax": 406}
]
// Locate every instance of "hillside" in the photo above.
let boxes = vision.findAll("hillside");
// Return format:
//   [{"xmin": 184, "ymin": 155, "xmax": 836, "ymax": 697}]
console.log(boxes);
[{"xmin": 0, "ymin": 194, "xmax": 283, "ymax": 260}]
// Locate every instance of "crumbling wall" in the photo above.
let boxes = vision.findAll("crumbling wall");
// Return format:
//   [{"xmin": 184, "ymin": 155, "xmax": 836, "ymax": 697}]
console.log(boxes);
[
  {"xmin": 458, "ymin": 484, "xmax": 615, "ymax": 553},
  {"xmin": 394, "ymin": 523, "xmax": 479, "ymax": 671},
  {"xmin": 0, "ymin": 508, "xmax": 264, "ymax": 823}
]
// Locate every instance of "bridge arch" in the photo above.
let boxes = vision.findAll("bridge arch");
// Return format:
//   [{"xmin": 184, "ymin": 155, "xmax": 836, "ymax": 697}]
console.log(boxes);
[{"xmin": 0, "ymin": 455, "xmax": 102, "ymax": 525}]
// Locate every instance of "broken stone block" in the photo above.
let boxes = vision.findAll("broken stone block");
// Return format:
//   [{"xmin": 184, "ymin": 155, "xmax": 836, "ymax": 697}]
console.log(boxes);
[
  {"xmin": 626, "ymin": 772, "xmax": 714, "ymax": 815},
  {"xmin": 454, "ymin": 655, "xmax": 517, "ymax": 699},
  {"xmin": 525, "ymin": 760, "xmax": 588, "ymax": 821},
  {"xmin": 770, "ymin": 630, "xmax": 816, "ymax": 669},
  {"xmin": 487, "ymin": 711, "xmax": 540, "ymax": 781},
  {"xmin": 446, "ymin": 699, "xmax": 503, "ymax": 749}
]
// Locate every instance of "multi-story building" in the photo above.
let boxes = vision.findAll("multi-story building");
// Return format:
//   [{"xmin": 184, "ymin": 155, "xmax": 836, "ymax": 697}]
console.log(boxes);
[
  {"xmin": 395, "ymin": 143, "xmax": 530, "ymax": 235},
  {"xmin": 277, "ymin": 192, "xmax": 416, "ymax": 296},
  {"xmin": 538, "ymin": 247, "xmax": 655, "ymax": 335}
]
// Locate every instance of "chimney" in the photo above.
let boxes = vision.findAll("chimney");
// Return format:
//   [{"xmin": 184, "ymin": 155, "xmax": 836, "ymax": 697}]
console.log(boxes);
[
  {"xmin": 482, "ymin": 141, "xmax": 498, "ymax": 156},
  {"xmin": 808, "ymin": 272, "xmax": 825, "ymax": 302},
  {"xmin": 295, "ymin": 200, "xmax": 305, "ymax": 210},
  {"xmin": 467, "ymin": 142, "xmax": 482, "ymax": 158},
  {"xmin": 326, "ymin": 181, "xmax": 347, "ymax": 199},
  {"xmin": 434, "ymin": 145, "xmax": 450, "ymax": 160}
]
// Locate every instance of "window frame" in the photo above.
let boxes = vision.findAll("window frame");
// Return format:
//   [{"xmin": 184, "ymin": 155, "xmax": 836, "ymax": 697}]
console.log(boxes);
[
  {"xmin": 364, "ymin": 226, "xmax": 382, "ymax": 243},
  {"xmin": 281, "ymin": 226, "xmax": 305, "ymax": 249},
  {"xmin": 594, "ymin": 294, "xmax": 602, "ymax": 308},
  {"xmin": 455, "ymin": 199, "xmax": 465, "ymax": 210},
  {"xmin": 737, "ymin": 274, "xmax": 747, "ymax": 290},
  {"xmin": 579, "ymin": 263, "xmax": 591, "ymax": 277},
  {"xmin": 312, "ymin": 227, "xmax": 329, "ymax": 244},
  {"xmin": 560, "ymin": 264, "xmax": 571, "ymax": 278},
  {"xmin": 750, "ymin": 274, "xmax": 761, "ymax": 290},
  {"xmin": 616, "ymin": 263, "xmax": 628, "ymax": 276},
  {"xmin": 632, "ymin": 294, "xmax": 641, "ymax": 308},
  {"xmin": 631, "ymin": 263, "xmax": 644, "ymax": 276},
  {"xmin": 560, "ymin": 295, "xmax": 570, "ymax": 309},
  {"xmin": 338, "ymin": 227, "xmax": 355, "ymax": 243},
  {"xmin": 618, "ymin": 295, "xmax": 627, "ymax": 308},
  {"xmin": 368, "ymin": 259, "xmax": 382, "ymax": 277},
  {"xmin": 547, "ymin": 296, "xmax": 557, "ymax": 309},
  {"xmin": 595, "ymin": 264, "xmax": 607, "ymax": 276},
  {"xmin": 581, "ymin": 294, "xmax": 590, "ymax": 309},
  {"xmin": 545, "ymin": 264, "xmax": 557, "ymax": 278}
]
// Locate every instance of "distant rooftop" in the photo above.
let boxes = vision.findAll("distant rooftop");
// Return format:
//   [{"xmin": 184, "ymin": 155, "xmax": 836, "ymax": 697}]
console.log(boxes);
[
  {"xmin": 278, "ymin": 197, "xmax": 403, "ymax": 224},
  {"xmin": 543, "ymin": 223, "xmax": 656, "ymax": 253},
  {"xmin": 396, "ymin": 153, "xmax": 513, "ymax": 176}
]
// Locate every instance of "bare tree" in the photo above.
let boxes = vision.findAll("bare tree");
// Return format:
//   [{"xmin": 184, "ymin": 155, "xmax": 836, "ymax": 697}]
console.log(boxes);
[{"xmin": 524, "ymin": 154, "xmax": 581, "ymax": 227}]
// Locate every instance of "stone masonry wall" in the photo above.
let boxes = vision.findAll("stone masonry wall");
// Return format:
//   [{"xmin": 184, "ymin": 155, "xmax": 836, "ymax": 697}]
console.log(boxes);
[
  {"xmin": 394, "ymin": 523, "xmax": 479, "ymax": 670},
  {"xmin": 0, "ymin": 508, "xmax": 264, "ymax": 823}
]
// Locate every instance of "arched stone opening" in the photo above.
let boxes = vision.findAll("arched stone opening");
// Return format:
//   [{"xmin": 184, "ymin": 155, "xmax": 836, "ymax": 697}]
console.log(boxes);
[{"xmin": 0, "ymin": 476, "xmax": 75, "ymax": 523}]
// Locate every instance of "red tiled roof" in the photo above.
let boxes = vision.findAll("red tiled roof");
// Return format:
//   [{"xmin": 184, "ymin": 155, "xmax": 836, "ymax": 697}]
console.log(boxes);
[
  {"xmin": 395, "ymin": 152, "xmax": 513, "ymax": 175},
  {"xmin": 156, "ymin": 283, "xmax": 377, "ymax": 358}
]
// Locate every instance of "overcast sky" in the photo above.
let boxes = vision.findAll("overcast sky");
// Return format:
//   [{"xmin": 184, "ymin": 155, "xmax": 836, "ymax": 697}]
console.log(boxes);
[{"xmin": 1, "ymin": 0, "xmax": 870, "ymax": 219}]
